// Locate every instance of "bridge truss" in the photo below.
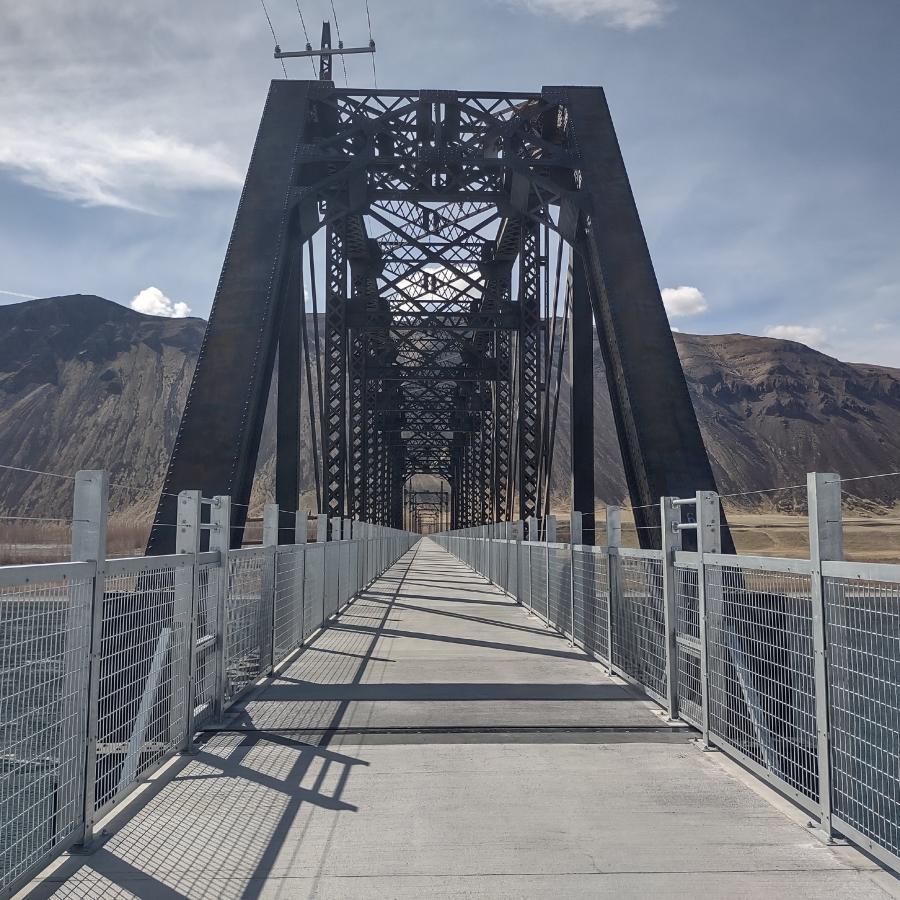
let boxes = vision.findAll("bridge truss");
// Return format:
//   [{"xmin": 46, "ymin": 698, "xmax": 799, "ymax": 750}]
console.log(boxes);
[{"xmin": 148, "ymin": 81, "xmax": 723, "ymax": 552}]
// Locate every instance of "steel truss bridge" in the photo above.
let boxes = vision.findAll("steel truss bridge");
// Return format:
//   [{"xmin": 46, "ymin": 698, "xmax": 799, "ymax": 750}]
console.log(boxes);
[{"xmin": 147, "ymin": 80, "xmax": 723, "ymax": 554}]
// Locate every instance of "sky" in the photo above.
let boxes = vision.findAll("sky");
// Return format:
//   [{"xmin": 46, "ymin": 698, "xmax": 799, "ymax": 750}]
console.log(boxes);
[{"xmin": 0, "ymin": 0, "xmax": 899, "ymax": 364}]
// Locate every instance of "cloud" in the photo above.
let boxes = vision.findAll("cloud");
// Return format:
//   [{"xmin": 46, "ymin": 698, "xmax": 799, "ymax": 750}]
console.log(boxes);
[
  {"xmin": 130, "ymin": 287, "xmax": 191, "ymax": 318},
  {"xmin": 0, "ymin": 125, "xmax": 243, "ymax": 212},
  {"xmin": 0, "ymin": 289, "xmax": 38, "ymax": 300},
  {"xmin": 764, "ymin": 324, "xmax": 828, "ymax": 350},
  {"xmin": 505, "ymin": 0, "xmax": 671, "ymax": 28},
  {"xmin": 661, "ymin": 285, "xmax": 708, "ymax": 317}
]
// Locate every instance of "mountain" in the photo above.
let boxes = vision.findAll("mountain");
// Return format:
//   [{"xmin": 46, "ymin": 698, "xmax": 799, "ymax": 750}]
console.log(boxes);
[{"xmin": 1, "ymin": 295, "xmax": 899, "ymax": 520}]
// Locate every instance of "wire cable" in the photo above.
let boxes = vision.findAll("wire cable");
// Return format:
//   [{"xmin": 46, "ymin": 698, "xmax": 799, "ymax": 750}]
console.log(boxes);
[
  {"xmin": 329, "ymin": 0, "xmax": 350, "ymax": 85},
  {"xmin": 293, "ymin": 0, "xmax": 318, "ymax": 75},
  {"xmin": 364, "ymin": 0, "xmax": 377, "ymax": 87},
  {"xmin": 258, "ymin": 0, "xmax": 289, "ymax": 77}
]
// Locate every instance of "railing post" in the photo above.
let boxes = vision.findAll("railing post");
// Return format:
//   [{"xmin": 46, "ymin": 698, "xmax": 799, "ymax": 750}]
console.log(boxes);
[
  {"xmin": 605, "ymin": 505, "xmax": 621, "ymax": 674},
  {"xmin": 262, "ymin": 502, "xmax": 278, "ymax": 673},
  {"xmin": 176, "ymin": 490, "xmax": 202, "ymax": 752},
  {"xmin": 660, "ymin": 497, "xmax": 682, "ymax": 721},
  {"xmin": 541, "ymin": 515, "xmax": 553, "ymax": 626},
  {"xmin": 72, "ymin": 470, "xmax": 109, "ymax": 846},
  {"xmin": 695, "ymin": 490, "xmax": 721, "ymax": 749},
  {"xmin": 808, "ymin": 471, "xmax": 841, "ymax": 836},
  {"xmin": 569, "ymin": 511, "xmax": 582, "ymax": 645},
  {"xmin": 295, "ymin": 508, "xmax": 308, "ymax": 545},
  {"xmin": 316, "ymin": 513, "xmax": 329, "ymax": 542},
  {"xmin": 209, "ymin": 495, "xmax": 231, "ymax": 723}
]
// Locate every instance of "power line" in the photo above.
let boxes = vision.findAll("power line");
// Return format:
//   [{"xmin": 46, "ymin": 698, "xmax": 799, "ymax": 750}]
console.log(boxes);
[
  {"xmin": 329, "ymin": 0, "xmax": 350, "ymax": 85},
  {"xmin": 258, "ymin": 0, "xmax": 288, "ymax": 78},
  {"xmin": 293, "ymin": 0, "xmax": 318, "ymax": 75},
  {"xmin": 364, "ymin": 0, "xmax": 377, "ymax": 87}
]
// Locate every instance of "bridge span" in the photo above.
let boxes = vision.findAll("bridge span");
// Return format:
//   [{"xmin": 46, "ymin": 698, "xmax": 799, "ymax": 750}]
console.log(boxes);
[{"xmin": 13, "ymin": 537, "xmax": 895, "ymax": 899}]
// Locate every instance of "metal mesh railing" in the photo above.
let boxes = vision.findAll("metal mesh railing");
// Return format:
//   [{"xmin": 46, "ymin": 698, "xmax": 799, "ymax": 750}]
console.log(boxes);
[
  {"xmin": 705, "ymin": 562, "xmax": 818, "ymax": 806},
  {"xmin": 325, "ymin": 543, "xmax": 340, "ymax": 618},
  {"xmin": 303, "ymin": 543, "xmax": 325, "ymax": 640},
  {"xmin": 0, "ymin": 514, "xmax": 414, "ymax": 897},
  {"xmin": 192, "ymin": 561, "xmax": 221, "ymax": 729},
  {"xmin": 572, "ymin": 547, "xmax": 609, "ymax": 662},
  {"xmin": 224, "ymin": 549, "xmax": 267, "ymax": 703},
  {"xmin": 0, "ymin": 564, "xmax": 93, "ymax": 894},
  {"xmin": 273, "ymin": 548, "xmax": 304, "ymax": 668},
  {"xmin": 674, "ymin": 564, "xmax": 702, "ymax": 728},
  {"xmin": 529, "ymin": 545, "xmax": 548, "ymax": 621},
  {"xmin": 94, "ymin": 558, "xmax": 192, "ymax": 818},
  {"xmin": 547, "ymin": 545, "xmax": 572, "ymax": 636},
  {"xmin": 437, "ymin": 519, "xmax": 900, "ymax": 873},
  {"xmin": 825, "ymin": 571, "xmax": 900, "ymax": 859},
  {"xmin": 612, "ymin": 553, "xmax": 667, "ymax": 702}
]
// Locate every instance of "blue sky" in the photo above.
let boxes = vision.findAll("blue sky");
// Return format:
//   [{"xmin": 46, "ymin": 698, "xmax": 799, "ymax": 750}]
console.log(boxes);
[{"xmin": 1, "ymin": 0, "xmax": 898, "ymax": 364}]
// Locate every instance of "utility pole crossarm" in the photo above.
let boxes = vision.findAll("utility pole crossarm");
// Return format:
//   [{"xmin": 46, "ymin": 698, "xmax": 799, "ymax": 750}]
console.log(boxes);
[{"xmin": 275, "ymin": 42, "xmax": 375, "ymax": 59}]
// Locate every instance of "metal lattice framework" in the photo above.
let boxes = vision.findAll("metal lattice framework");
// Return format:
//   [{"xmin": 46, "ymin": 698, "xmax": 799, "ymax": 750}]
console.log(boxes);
[{"xmin": 148, "ymin": 81, "xmax": 726, "ymax": 550}]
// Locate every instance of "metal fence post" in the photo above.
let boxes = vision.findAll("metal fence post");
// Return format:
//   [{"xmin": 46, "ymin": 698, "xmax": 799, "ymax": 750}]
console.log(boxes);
[
  {"xmin": 295, "ymin": 508, "xmax": 308, "ymax": 545},
  {"xmin": 210, "ymin": 496, "xmax": 231, "ymax": 722},
  {"xmin": 695, "ymin": 490, "xmax": 721, "ymax": 749},
  {"xmin": 660, "ymin": 497, "xmax": 682, "ymax": 721},
  {"xmin": 176, "ymin": 490, "xmax": 202, "ymax": 752},
  {"xmin": 72, "ymin": 470, "xmax": 109, "ymax": 846},
  {"xmin": 262, "ymin": 503, "xmax": 278, "ymax": 674},
  {"xmin": 569, "ymin": 511, "xmax": 582, "ymax": 646},
  {"xmin": 605, "ymin": 505, "xmax": 620, "ymax": 674},
  {"xmin": 808, "ymin": 471, "xmax": 842, "ymax": 836}
]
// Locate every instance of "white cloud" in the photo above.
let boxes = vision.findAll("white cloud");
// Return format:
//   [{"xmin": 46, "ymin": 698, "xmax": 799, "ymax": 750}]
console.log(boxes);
[
  {"xmin": 764, "ymin": 324, "xmax": 828, "ymax": 350},
  {"xmin": 661, "ymin": 285, "xmax": 708, "ymax": 317},
  {"xmin": 130, "ymin": 287, "xmax": 191, "ymax": 318},
  {"xmin": 0, "ymin": 125, "xmax": 242, "ymax": 212},
  {"xmin": 505, "ymin": 0, "xmax": 671, "ymax": 28},
  {"xmin": 0, "ymin": 289, "xmax": 38, "ymax": 300}
]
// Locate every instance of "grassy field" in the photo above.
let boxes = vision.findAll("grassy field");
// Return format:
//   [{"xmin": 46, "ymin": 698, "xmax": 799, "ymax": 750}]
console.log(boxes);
[{"xmin": 618, "ymin": 506, "xmax": 900, "ymax": 563}]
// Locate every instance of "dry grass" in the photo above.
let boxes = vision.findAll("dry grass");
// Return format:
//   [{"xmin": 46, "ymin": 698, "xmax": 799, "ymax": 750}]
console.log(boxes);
[
  {"xmin": 615, "ymin": 506, "xmax": 900, "ymax": 564},
  {"xmin": 0, "ymin": 518, "xmax": 151, "ymax": 565}
]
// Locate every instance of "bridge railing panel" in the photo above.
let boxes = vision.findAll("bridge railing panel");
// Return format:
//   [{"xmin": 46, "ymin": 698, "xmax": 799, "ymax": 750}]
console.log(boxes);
[
  {"xmin": 224, "ymin": 547, "xmax": 268, "ymax": 706},
  {"xmin": 0, "ymin": 562, "xmax": 94, "ymax": 897},
  {"xmin": 0, "ymin": 475, "xmax": 415, "ymax": 898},
  {"xmin": 434, "ymin": 477, "xmax": 900, "ymax": 874},
  {"xmin": 572, "ymin": 546, "xmax": 610, "ymax": 663},
  {"xmin": 92, "ymin": 555, "xmax": 193, "ymax": 823},
  {"xmin": 611, "ymin": 550, "xmax": 667, "ymax": 704},
  {"xmin": 822, "ymin": 562, "xmax": 900, "ymax": 869},
  {"xmin": 704, "ymin": 557, "xmax": 820, "ymax": 813}
]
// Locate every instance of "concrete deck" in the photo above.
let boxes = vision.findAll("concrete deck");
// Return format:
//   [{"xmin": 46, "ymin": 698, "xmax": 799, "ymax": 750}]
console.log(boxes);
[{"xmin": 21, "ymin": 539, "xmax": 898, "ymax": 899}]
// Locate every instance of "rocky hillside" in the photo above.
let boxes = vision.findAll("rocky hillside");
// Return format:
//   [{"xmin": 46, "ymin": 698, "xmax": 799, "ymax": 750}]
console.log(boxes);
[{"xmin": 1, "ymin": 295, "xmax": 899, "ymax": 519}]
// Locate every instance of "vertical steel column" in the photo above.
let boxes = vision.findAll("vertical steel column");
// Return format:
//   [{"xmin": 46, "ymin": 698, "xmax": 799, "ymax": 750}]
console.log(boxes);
[
  {"xmin": 72, "ymin": 470, "xmax": 109, "ymax": 846},
  {"xmin": 568, "ymin": 247, "xmax": 595, "ymax": 545},
  {"xmin": 517, "ymin": 220, "xmax": 541, "ymax": 521},
  {"xmin": 808, "ymin": 471, "xmax": 842, "ymax": 835},
  {"xmin": 176, "ymin": 490, "xmax": 202, "ymax": 752},
  {"xmin": 277, "ymin": 244, "xmax": 303, "ymax": 544},
  {"xmin": 660, "ymin": 497, "xmax": 683, "ymax": 721},
  {"xmin": 324, "ymin": 219, "xmax": 348, "ymax": 517},
  {"xmin": 494, "ymin": 276, "xmax": 513, "ymax": 520}
]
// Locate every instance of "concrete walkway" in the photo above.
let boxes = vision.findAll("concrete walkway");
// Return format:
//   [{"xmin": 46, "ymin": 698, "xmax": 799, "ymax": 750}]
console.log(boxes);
[{"xmin": 22, "ymin": 540, "xmax": 898, "ymax": 898}]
